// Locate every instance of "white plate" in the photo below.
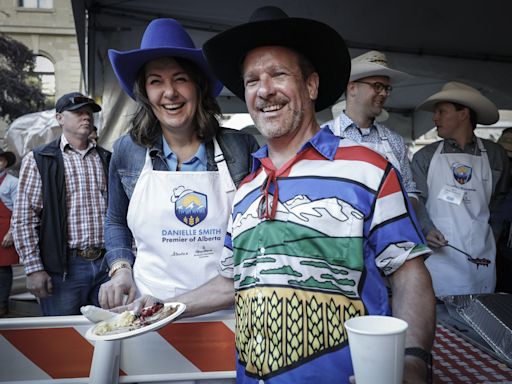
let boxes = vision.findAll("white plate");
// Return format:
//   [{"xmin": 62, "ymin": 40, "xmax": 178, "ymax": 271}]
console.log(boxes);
[{"xmin": 85, "ymin": 302, "xmax": 186, "ymax": 341}]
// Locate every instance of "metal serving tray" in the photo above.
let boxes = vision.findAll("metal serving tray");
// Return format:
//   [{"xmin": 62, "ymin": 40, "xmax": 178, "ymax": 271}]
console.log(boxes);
[{"xmin": 442, "ymin": 293, "xmax": 512, "ymax": 365}]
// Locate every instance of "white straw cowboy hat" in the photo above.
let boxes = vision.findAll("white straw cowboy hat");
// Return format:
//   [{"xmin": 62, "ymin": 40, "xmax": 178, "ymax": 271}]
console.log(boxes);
[
  {"xmin": 416, "ymin": 81, "xmax": 499, "ymax": 125},
  {"xmin": 331, "ymin": 99, "xmax": 389, "ymax": 123},
  {"xmin": 349, "ymin": 50, "xmax": 410, "ymax": 83}
]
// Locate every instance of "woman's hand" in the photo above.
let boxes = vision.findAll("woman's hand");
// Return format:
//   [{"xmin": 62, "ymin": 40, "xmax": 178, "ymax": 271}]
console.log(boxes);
[{"xmin": 99, "ymin": 268, "xmax": 137, "ymax": 309}]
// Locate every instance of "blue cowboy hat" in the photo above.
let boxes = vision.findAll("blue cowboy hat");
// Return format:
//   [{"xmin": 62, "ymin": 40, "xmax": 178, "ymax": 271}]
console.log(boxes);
[
  {"xmin": 203, "ymin": 6, "xmax": 350, "ymax": 112},
  {"xmin": 109, "ymin": 18, "xmax": 223, "ymax": 100}
]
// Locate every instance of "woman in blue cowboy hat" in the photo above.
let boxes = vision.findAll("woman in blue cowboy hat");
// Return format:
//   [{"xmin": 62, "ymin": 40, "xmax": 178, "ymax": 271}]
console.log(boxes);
[{"xmin": 98, "ymin": 18, "xmax": 259, "ymax": 309}]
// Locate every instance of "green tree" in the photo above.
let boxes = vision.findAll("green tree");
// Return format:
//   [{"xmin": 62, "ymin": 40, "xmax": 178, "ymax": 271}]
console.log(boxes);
[{"xmin": 0, "ymin": 33, "xmax": 46, "ymax": 123}]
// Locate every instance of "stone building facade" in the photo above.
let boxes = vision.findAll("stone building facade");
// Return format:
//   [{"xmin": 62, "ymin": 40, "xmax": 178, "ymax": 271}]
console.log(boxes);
[{"xmin": 0, "ymin": 0, "xmax": 81, "ymax": 141}]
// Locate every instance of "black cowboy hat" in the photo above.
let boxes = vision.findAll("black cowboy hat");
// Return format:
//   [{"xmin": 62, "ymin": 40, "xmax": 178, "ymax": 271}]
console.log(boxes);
[
  {"xmin": 203, "ymin": 6, "xmax": 351, "ymax": 112},
  {"xmin": 0, "ymin": 149, "xmax": 16, "ymax": 168}
]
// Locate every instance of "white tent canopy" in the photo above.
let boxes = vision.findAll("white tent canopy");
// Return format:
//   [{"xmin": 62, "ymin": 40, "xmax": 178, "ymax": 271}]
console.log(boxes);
[{"xmin": 70, "ymin": 0, "xmax": 512, "ymax": 149}]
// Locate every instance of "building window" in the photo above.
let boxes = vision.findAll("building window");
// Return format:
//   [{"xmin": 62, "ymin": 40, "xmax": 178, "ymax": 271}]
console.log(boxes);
[
  {"xmin": 18, "ymin": 0, "xmax": 53, "ymax": 9},
  {"xmin": 35, "ymin": 55, "xmax": 55, "ymax": 98}
]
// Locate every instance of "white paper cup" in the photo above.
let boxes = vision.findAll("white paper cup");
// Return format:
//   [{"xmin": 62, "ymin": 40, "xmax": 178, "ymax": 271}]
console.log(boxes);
[{"xmin": 345, "ymin": 315, "xmax": 408, "ymax": 384}]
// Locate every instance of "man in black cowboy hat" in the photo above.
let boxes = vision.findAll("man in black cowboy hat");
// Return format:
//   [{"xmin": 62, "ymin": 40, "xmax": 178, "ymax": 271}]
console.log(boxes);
[
  {"xmin": 0, "ymin": 149, "xmax": 19, "ymax": 317},
  {"xmin": 126, "ymin": 6, "xmax": 435, "ymax": 383},
  {"xmin": 12, "ymin": 92, "xmax": 111, "ymax": 316}
]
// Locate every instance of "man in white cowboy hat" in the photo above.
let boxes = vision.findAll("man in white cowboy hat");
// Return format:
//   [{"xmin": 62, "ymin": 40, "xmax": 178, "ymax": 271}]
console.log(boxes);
[
  {"xmin": 12, "ymin": 92, "xmax": 111, "ymax": 316},
  {"xmin": 412, "ymin": 81, "xmax": 510, "ymax": 297},
  {"xmin": 325, "ymin": 50, "xmax": 420, "ymax": 206},
  {"xmin": 123, "ymin": 6, "xmax": 434, "ymax": 383}
]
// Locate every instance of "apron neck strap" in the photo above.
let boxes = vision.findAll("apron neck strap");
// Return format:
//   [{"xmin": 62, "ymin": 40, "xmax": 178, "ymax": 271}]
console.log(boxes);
[
  {"xmin": 333, "ymin": 116, "xmax": 342, "ymax": 137},
  {"xmin": 375, "ymin": 125, "xmax": 388, "ymax": 141},
  {"xmin": 213, "ymin": 138, "xmax": 236, "ymax": 193},
  {"xmin": 143, "ymin": 149, "xmax": 154, "ymax": 171},
  {"xmin": 213, "ymin": 138, "xmax": 225, "ymax": 164},
  {"xmin": 475, "ymin": 137, "xmax": 486, "ymax": 153}
]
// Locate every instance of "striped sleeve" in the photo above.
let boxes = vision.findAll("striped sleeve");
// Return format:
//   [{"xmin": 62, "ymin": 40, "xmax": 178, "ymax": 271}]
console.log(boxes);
[{"xmin": 370, "ymin": 167, "xmax": 430, "ymax": 275}]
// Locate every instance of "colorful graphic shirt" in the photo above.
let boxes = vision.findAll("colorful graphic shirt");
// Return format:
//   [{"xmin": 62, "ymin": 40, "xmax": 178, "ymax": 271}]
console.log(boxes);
[{"xmin": 219, "ymin": 127, "xmax": 429, "ymax": 383}]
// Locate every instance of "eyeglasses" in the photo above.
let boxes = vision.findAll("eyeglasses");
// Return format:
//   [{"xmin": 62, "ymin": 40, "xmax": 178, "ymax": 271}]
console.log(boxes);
[{"xmin": 354, "ymin": 81, "xmax": 393, "ymax": 94}]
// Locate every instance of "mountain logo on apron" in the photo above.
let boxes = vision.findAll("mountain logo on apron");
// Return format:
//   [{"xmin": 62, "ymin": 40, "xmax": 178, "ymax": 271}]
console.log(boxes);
[
  {"xmin": 175, "ymin": 190, "xmax": 208, "ymax": 227},
  {"xmin": 451, "ymin": 162, "xmax": 473, "ymax": 185}
]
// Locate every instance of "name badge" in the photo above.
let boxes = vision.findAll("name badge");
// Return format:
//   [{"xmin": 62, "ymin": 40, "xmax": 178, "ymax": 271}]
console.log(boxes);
[{"xmin": 437, "ymin": 185, "xmax": 465, "ymax": 205}]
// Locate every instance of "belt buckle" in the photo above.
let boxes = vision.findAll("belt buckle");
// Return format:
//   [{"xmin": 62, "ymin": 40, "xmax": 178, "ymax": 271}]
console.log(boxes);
[{"xmin": 81, "ymin": 247, "xmax": 102, "ymax": 261}]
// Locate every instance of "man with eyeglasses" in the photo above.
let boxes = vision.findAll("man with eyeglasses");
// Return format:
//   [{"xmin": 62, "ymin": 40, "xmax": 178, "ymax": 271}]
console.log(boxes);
[
  {"xmin": 12, "ymin": 92, "xmax": 111, "ymax": 316},
  {"xmin": 325, "ymin": 50, "xmax": 420, "ymax": 210}
]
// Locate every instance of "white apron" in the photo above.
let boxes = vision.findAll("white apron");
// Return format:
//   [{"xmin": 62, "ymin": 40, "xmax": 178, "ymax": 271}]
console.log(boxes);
[
  {"xmin": 367, "ymin": 125, "xmax": 401, "ymax": 171},
  {"xmin": 333, "ymin": 119, "xmax": 400, "ymax": 170},
  {"xmin": 425, "ymin": 138, "xmax": 496, "ymax": 296},
  {"xmin": 127, "ymin": 139, "xmax": 236, "ymax": 298}
]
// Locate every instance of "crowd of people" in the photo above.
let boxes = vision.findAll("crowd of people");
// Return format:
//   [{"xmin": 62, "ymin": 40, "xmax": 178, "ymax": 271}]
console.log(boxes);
[{"xmin": 1, "ymin": 5, "xmax": 511, "ymax": 383}]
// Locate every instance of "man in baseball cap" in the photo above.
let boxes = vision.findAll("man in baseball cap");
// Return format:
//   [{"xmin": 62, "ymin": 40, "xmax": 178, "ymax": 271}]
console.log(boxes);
[
  {"xmin": 12, "ymin": 91, "xmax": 110, "ymax": 316},
  {"xmin": 412, "ymin": 82, "xmax": 510, "ymax": 297},
  {"xmin": 55, "ymin": 92, "xmax": 101, "ymax": 114}
]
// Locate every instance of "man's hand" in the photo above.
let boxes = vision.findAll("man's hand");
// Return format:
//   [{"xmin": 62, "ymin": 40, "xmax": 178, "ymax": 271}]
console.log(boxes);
[
  {"xmin": 27, "ymin": 270, "xmax": 53, "ymax": 298},
  {"xmin": 2, "ymin": 231, "xmax": 13, "ymax": 248},
  {"xmin": 98, "ymin": 268, "xmax": 137, "ymax": 309},
  {"xmin": 425, "ymin": 228, "xmax": 448, "ymax": 248}
]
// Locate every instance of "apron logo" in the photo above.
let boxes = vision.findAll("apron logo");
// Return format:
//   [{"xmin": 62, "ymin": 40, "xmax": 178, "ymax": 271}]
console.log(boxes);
[
  {"xmin": 173, "ymin": 188, "xmax": 208, "ymax": 227},
  {"xmin": 451, "ymin": 162, "xmax": 472, "ymax": 185}
]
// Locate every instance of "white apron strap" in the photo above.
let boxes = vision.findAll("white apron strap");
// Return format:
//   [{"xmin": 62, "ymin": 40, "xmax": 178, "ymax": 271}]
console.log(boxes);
[
  {"xmin": 213, "ymin": 137, "xmax": 236, "ymax": 193},
  {"xmin": 375, "ymin": 125, "xmax": 387, "ymax": 141},
  {"xmin": 142, "ymin": 148, "xmax": 153, "ymax": 171},
  {"xmin": 476, "ymin": 137, "xmax": 491, "ymax": 183},
  {"xmin": 333, "ymin": 116, "xmax": 343, "ymax": 137}
]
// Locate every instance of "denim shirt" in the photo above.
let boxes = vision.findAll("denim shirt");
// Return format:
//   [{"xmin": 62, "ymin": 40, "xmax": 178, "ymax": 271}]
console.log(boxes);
[{"xmin": 104, "ymin": 127, "xmax": 259, "ymax": 267}]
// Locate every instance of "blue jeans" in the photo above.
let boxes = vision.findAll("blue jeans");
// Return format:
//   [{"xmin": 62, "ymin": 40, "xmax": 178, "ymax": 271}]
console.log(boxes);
[
  {"xmin": 0, "ymin": 266, "xmax": 13, "ymax": 310},
  {"xmin": 39, "ymin": 254, "xmax": 108, "ymax": 316}
]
